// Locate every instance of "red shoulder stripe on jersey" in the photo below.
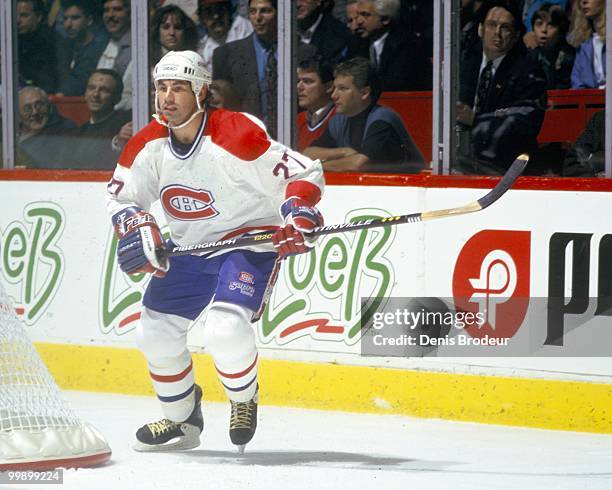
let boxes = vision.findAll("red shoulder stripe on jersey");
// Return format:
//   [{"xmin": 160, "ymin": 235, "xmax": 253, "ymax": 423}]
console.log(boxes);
[
  {"xmin": 286, "ymin": 180, "xmax": 322, "ymax": 206},
  {"xmin": 118, "ymin": 120, "xmax": 168, "ymax": 169},
  {"xmin": 207, "ymin": 109, "xmax": 271, "ymax": 161}
]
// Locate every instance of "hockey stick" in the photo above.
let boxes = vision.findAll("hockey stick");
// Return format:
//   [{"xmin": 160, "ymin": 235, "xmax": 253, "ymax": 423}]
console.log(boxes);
[{"xmin": 162, "ymin": 153, "xmax": 528, "ymax": 258}]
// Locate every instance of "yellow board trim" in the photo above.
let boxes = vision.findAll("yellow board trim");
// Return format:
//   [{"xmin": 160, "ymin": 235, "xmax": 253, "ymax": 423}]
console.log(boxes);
[{"xmin": 35, "ymin": 342, "xmax": 612, "ymax": 434}]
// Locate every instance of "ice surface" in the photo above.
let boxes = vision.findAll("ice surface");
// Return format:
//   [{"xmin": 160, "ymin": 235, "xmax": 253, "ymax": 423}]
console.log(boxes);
[{"xmin": 25, "ymin": 391, "xmax": 612, "ymax": 490}]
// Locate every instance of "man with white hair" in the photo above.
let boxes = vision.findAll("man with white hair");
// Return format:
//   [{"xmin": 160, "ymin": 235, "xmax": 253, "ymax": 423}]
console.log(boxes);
[
  {"xmin": 105, "ymin": 50, "xmax": 324, "ymax": 453},
  {"xmin": 349, "ymin": 0, "xmax": 432, "ymax": 90}
]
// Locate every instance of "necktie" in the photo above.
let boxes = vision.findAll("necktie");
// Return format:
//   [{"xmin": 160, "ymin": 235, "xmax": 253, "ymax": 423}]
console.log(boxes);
[
  {"xmin": 369, "ymin": 44, "xmax": 378, "ymax": 70},
  {"xmin": 265, "ymin": 46, "xmax": 277, "ymax": 138},
  {"xmin": 475, "ymin": 60, "xmax": 493, "ymax": 113}
]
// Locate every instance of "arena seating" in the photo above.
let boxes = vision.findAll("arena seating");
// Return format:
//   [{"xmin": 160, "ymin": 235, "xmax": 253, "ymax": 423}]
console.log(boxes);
[{"xmin": 49, "ymin": 89, "xmax": 605, "ymax": 163}]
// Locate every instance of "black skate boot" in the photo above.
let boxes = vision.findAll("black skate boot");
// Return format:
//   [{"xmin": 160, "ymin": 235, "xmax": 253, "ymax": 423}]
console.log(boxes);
[
  {"xmin": 133, "ymin": 384, "xmax": 203, "ymax": 452},
  {"xmin": 229, "ymin": 386, "xmax": 258, "ymax": 454}
]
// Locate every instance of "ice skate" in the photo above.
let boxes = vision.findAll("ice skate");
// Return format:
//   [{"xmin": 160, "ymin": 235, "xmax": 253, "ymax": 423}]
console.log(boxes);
[
  {"xmin": 133, "ymin": 384, "xmax": 203, "ymax": 452},
  {"xmin": 229, "ymin": 387, "xmax": 258, "ymax": 454}
]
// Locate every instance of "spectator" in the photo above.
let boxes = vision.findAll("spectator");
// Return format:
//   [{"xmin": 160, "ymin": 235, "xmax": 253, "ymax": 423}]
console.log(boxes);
[
  {"xmin": 345, "ymin": 0, "xmax": 359, "ymax": 33},
  {"xmin": 562, "ymin": 110, "xmax": 605, "ymax": 176},
  {"xmin": 55, "ymin": 0, "xmax": 109, "ymax": 96},
  {"xmin": 212, "ymin": 0, "xmax": 315, "ymax": 138},
  {"xmin": 456, "ymin": 0, "xmax": 547, "ymax": 174},
  {"xmin": 568, "ymin": 0, "xmax": 606, "ymax": 89},
  {"xmin": 303, "ymin": 57, "xmax": 424, "ymax": 172},
  {"xmin": 17, "ymin": 0, "xmax": 59, "ymax": 93},
  {"xmin": 461, "ymin": 0, "xmax": 489, "ymax": 64},
  {"xmin": 347, "ymin": 0, "xmax": 432, "ymax": 91},
  {"xmin": 297, "ymin": 0, "xmax": 351, "ymax": 63},
  {"xmin": 520, "ymin": 0, "xmax": 568, "ymax": 37},
  {"xmin": 296, "ymin": 56, "xmax": 335, "ymax": 151},
  {"xmin": 68, "ymin": 69, "xmax": 131, "ymax": 169},
  {"xmin": 527, "ymin": 3, "xmax": 575, "ymax": 89},
  {"xmin": 96, "ymin": 0, "xmax": 132, "ymax": 109},
  {"xmin": 197, "ymin": 0, "xmax": 253, "ymax": 74},
  {"xmin": 18, "ymin": 86, "xmax": 76, "ymax": 168},
  {"xmin": 209, "ymin": 79, "xmax": 241, "ymax": 109},
  {"xmin": 150, "ymin": 5, "xmax": 199, "ymax": 66}
]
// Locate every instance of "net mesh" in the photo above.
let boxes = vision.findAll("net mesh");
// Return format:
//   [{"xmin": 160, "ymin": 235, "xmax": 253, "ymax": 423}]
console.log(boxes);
[
  {"xmin": 0, "ymin": 284, "xmax": 80, "ymax": 433},
  {"xmin": 0, "ymin": 280, "xmax": 111, "ymax": 469}
]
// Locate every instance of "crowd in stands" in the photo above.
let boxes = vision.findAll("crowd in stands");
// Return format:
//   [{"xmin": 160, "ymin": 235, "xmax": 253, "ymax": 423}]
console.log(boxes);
[{"xmin": 10, "ymin": 0, "xmax": 607, "ymax": 176}]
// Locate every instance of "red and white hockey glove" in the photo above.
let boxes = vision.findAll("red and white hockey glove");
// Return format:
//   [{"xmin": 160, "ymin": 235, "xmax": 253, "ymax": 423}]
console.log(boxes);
[
  {"xmin": 272, "ymin": 197, "xmax": 323, "ymax": 259},
  {"xmin": 113, "ymin": 207, "xmax": 169, "ymax": 277}
]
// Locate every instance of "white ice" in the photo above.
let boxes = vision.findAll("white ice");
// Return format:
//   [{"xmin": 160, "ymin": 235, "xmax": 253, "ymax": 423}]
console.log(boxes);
[{"xmin": 29, "ymin": 391, "xmax": 612, "ymax": 490}]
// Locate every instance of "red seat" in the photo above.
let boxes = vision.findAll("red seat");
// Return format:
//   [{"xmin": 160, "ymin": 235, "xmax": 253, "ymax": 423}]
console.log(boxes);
[{"xmin": 48, "ymin": 95, "xmax": 90, "ymax": 126}]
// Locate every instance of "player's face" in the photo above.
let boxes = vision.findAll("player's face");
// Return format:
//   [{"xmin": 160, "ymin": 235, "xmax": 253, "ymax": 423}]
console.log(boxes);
[
  {"xmin": 331, "ymin": 74, "xmax": 369, "ymax": 117},
  {"xmin": 533, "ymin": 17, "xmax": 561, "ymax": 51},
  {"xmin": 297, "ymin": 0, "xmax": 321, "ymax": 21},
  {"xmin": 19, "ymin": 90, "xmax": 50, "ymax": 133},
  {"xmin": 103, "ymin": 0, "xmax": 130, "ymax": 39},
  {"xmin": 16, "ymin": 1, "xmax": 43, "ymax": 35},
  {"xmin": 159, "ymin": 14, "xmax": 185, "ymax": 51},
  {"xmin": 355, "ymin": 0, "xmax": 386, "ymax": 39},
  {"xmin": 63, "ymin": 6, "xmax": 92, "ymax": 39},
  {"xmin": 297, "ymin": 68, "xmax": 331, "ymax": 112},
  {"xmin": 200, "ymin": 3, "xmax": 232, "ymax": 41},
  {"xmin": 346, "ymin": 2, "xmax": 359, "ymax": 34},
  {"xmin": 248, "ymin": 0, "xmax": 277, "ymax": 42},
  {"xmin": 479, "ymin": 7, "xmax": 519, "ymax": 60},
  {"xmin": 156, "ymin": 79, "xmax": 203, "ymax": 126},
  {"xmin": 85, "ymin": 73, "xmax": 118, "ymax": 117}
]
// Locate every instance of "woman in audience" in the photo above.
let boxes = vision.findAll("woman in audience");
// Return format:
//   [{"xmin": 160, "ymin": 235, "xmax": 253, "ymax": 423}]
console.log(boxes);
[
  {"xmin": 527, "ymin": 3, "xmax": 575, "ymax": 89},
  {"xmin": 568, "ymin": 0, "xmax": 606, "ymax": 88},
  {"xmin": 150, "ymin": 4, "xmax": 199, "ymax": 66}
]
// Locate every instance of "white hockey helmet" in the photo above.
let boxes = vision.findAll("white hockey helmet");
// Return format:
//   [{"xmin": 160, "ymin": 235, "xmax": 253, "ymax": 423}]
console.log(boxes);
[
  {"xmin": 153, "ymin": 50, "xmax": 212, "ymax": 95},
  {"xmin": 153, "ymin": 50, "xmax": 212, "ymax": 128}
]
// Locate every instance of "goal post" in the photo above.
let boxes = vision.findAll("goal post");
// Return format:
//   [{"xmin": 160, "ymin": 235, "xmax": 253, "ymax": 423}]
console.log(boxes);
[{"xmin": 0, "ymin": 280, "xmax": 111, "ymax": 471}]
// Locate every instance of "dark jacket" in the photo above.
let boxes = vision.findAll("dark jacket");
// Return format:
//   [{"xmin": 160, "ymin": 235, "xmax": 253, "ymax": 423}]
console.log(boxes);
[
  {"xmin": 18, "ymin": 25, "xmax": 59, "ymax": 93},
  {"xmin": 348, "ymin": 26, "xmax": 432, "ymax": 91},
  {"xmin": 67, "ymin": 110, "xmax": 131, "ymax": 169},
  {"xmin": 459, "ymin": 44, "xmax": 548, "ymax": 172},
  {"xmin": 56, "ymin": 31, "xmax": 109, "ymax": 96},
  {"xmin": 308, "ymin": 13, "xmax": 351, "ymax": 63},
  {"xmin": 528, "ymin": 42, "xmax": 575, "ymax": 89},
  {"xmin": 213, "ymin": 34, "xmax": 316, "ymax": 121}
]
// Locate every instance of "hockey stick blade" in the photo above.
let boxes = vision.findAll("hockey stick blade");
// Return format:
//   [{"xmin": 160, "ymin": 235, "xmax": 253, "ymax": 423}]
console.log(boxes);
[{"xmin": 162, "ymin": 154, "xmax": 528, "ymax": 258}]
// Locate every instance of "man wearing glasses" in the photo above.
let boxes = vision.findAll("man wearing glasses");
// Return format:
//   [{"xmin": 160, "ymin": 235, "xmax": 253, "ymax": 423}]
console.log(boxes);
[{"xmin": 456, "ymin": 0, "xmax": 547, "ymax": 174}]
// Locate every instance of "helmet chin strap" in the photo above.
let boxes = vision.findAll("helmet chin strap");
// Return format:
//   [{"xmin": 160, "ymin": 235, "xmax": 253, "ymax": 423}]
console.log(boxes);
[{"xmin": 153, "ymin": 85, "xmax": 205, "ymax": 130}]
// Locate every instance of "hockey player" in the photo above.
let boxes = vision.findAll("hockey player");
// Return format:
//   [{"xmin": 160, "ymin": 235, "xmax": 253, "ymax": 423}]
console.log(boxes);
[{"xmin": 106, "ymin": 50, "xmax": 324, "ymax": 453}]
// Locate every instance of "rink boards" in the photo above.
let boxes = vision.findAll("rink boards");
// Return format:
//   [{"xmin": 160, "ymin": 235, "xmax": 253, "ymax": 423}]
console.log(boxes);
[{"xmin": 1, "ymin": 175, "xmax": 611, "ymax": 433}]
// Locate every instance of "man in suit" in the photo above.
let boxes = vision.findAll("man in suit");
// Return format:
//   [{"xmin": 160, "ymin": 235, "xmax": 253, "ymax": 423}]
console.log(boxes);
[
  {"xmin": 297, "ymin": 0, "xmax": 351, "ymax": 63},
  {"xmin": 212, "ymin": 0, "xmax": 315, "ymax": 139},
  {"xmin": 456, "ymin": 0, "xmax": 547, "ymax": 174},
  {"xmin": 348, "ymin": 0, "xmax": 432, "ymax": 91}
]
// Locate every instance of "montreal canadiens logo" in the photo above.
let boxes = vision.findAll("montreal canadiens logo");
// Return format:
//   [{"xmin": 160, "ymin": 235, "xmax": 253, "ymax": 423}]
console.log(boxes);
[{"xmin": 161, "ymin": 185, "xmax": 219, "ymax": 221}]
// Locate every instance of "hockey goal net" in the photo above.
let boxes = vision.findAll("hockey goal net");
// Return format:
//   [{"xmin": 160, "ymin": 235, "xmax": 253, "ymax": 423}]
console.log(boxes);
[{"xmin": 0, "ymin": 281, "xmax": 111, "ymax": 470}]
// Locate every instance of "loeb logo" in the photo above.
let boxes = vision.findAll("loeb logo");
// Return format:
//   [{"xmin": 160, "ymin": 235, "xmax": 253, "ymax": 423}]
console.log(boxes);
[
  {"xmin": 452, "ymin": 230, "xmax": 530, "ymax": 339},
  {"xmin": 161, "ymin": 185, "xmax": 219, "ymax": 220}
]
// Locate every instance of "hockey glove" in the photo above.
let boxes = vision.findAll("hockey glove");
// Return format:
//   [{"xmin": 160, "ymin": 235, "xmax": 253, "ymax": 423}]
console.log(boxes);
[
  {"xmin": 113, "ymin": 207, "xmax": 169, "ymax": 277},
  {"xmin": 272, "ymin": 197, "xmax": 323, "ymax": 258}
]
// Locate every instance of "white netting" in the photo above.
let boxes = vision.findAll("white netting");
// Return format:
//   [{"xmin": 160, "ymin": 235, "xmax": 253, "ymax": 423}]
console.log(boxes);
[{"xmin": 0, "ymin": 281, "xmax": 111, "ymax": 470}]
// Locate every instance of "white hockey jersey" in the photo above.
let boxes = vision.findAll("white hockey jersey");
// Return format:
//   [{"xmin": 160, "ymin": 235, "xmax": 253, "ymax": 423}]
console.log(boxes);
[{"xmin": 106, "ymin": 109, "xmax": 325, "ymax": 252}]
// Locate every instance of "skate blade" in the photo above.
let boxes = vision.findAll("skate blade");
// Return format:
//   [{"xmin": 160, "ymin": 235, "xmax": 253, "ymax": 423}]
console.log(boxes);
[
  {"xmin": 133, "ymin": 436, "xmax": 200, "ymax": 452},
  {"xmin": 236, "ymin": 444, "xmax": 246, "ymax": 455}
]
